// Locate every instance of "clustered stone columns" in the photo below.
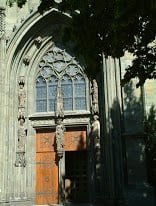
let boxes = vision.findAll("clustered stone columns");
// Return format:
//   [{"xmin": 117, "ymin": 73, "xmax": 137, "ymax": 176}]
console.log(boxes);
[
  {"xmin": 101, "ymin": 55, "xmax": 125, "ymax": 205},
  {"xmin": 15, "ymin": 76, "xmax": 27, "ymax": 167},
  {"xmin": 0, "ymin": 2, "xmax": 6, "ymax": 202}
]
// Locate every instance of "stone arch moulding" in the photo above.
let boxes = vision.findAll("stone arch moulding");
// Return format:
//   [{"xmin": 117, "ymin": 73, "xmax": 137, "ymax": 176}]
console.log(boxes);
[
  {"xmin": 5, "ymin": 8, "xmax": 90, "ymax": 119},
  {"xmin": 5, "ymin": 8, "xmax": 73, "ymax": 128},
  {"xmin": 3, "ymin": 8, "xmax": 89, "ymax": 202}
]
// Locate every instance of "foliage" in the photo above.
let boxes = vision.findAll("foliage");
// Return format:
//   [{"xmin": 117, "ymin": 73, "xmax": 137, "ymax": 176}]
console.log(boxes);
[
  {"xmin": 8, "ymin": 0, "xmax": 156, "ymax": 86},
  {"xmin": 144, "ymin": 105, "xmax": 156, "ymax": 185},
  {"xmin": 144, "ymin": 105, "xmax": 156, "ymax": 148}
]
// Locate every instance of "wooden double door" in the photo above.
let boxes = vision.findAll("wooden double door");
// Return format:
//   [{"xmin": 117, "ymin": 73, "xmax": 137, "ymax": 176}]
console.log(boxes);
[{"xmin": 36, "ymin": 127, "xmax": 88, "ymax": 205}]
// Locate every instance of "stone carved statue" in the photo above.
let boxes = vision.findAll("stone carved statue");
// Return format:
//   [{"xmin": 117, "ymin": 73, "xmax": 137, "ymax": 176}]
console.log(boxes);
[
  {"xmin": 15, "ymin": 116, "xmax": 27, "ymax": 167},
  {"xmin": 34, "ymin": 36, "xmax": 43, "ymax": 47},
  {"xmin": 55, "ymin": 119, "xmax": 65, "ymax": 159},
  {"xmin": 18, "ymin": 77, "xmax": 26, "ymax": 107},
  {"xmin": 15, "ymin": 76, "xmax": 27, "ymax": 167},
  {"xmin": 91, "ymin": 79, "xmax": 99, "ymax": 114},
  {"xmin": 91, "ymin": 115, "xmax": 100, "ymax": 149},
  {"xmin": 17, "ymin": 117, "xmax": 27, "ymax": 152},
  {"xmin": 14, "ymin": 152, "xmax": 26, "ymax": 167},
  {"xmin": 18, "ymin": 84, "xmax": 26, "ymax": 107},
  {"xmin": 91, "ymin": 115, "xmax": 100, "ymax": 139}
]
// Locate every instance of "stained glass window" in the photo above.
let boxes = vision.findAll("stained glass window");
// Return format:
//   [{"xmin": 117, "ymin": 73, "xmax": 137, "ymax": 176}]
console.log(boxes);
[
  {"xmin": 36, "ymin": 46, "xmax": 88, "ymax": 113},
  {"xmin": 74, "ymin": 74, "xmax": 86, "ymax": 110},
  {"xmin": 62, "ymin": 75, "xmax": 73, "ymax": 110},
  {"xmin": 36, "ymin": 76, "xmax": 47, "ymax": 112},
  {"xmin": 49, "ymin": 76, "xmax": 58, "ymax": 111}
]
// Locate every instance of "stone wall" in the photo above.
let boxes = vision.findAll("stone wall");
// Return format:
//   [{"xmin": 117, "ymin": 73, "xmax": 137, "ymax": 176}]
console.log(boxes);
[{"xmin": 121, "ymin": 54, "xmax": 156, "ymax": 206}]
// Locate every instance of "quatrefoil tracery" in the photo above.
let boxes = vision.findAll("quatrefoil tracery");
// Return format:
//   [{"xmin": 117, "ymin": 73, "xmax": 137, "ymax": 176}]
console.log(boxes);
[{"xmin": 38, "ymin": 46, "xmax": 84, "ymax": 80}]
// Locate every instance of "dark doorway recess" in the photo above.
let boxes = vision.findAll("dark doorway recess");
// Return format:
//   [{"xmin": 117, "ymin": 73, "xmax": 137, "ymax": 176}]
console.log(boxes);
[{"xmin": 65, "ymin": 151, "xmax": 89, "ymax": 203}]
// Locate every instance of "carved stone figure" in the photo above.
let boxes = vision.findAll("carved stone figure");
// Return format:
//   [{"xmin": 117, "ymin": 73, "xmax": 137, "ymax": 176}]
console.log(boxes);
[
  {"xmin": 17, "ymin": 117, "xmax": 27, "ymax": 152},
  {"xmin": 23, "ymin": 55, "xmax": 30, "ymax": 65},
  {"xmin": 91, "ymin": 115, "xmax": 101, "ymax": 149},
  {"xmin": 18, "ymin": 81, "xmax": 26, "ymax": 107},
  {"xmin": 91, "ymin": 115, "xmax": 100, "ymax": 139},
  {"xmin": 34, "ymin": 36, "xmax": 43, "ymax": 47},
  {"xmin": 91, "ymin": 79, "xmax": 99, "ymax": 114},
  {"xmin": 15, "ymin": 76, "xmax": 27, "ymax": 167},
  {"xmin": 14, "ymin": 152, "xmax": 26, "ymax": 167},
  {"xmin": 55, "ymin": 119, "xmax": 65, "ymax": 159}
]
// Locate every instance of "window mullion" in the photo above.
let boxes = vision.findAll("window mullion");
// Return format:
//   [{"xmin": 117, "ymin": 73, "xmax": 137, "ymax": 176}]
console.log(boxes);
[
  {"xmin": 85, "ymin": 79, "xmax": 88, "ymax": 110},
  {"xmin": 47, "ymin": 80, "xmax": 48, "ymax": 112},
  {"xmin": 72, "ymin": 78, "xmax": 75, "ymax": 110}
]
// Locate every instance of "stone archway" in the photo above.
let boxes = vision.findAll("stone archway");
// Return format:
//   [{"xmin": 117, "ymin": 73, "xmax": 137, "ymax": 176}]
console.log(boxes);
[
  {"xmin": 4, "ymin": 9, "xmax": 96, "ymax": 205},
  {"xmin": 32, "ymin": 43, "xmax": 90, "ymax": 205}
]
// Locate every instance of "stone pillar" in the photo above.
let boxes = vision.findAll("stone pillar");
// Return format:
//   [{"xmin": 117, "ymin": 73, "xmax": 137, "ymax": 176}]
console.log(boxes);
[
  {"xmin": 0, "ymin": 1, "xmax": 7, "ymax": 202},
  {"xmin": 100, "ymin": 55, "xmax": 125, "ymax": 205}
]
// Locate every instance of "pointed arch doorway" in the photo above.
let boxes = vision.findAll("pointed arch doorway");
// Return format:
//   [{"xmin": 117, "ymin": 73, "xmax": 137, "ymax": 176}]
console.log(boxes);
[{"xmin": 33, "ymin": 45, "xmax": 90, "ymax": 205}]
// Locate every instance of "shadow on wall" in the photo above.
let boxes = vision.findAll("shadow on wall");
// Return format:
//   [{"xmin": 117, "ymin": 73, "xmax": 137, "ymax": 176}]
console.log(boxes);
[
  {"xmin": 106, "ymin": 80, "xmax": 155, "ymax": 206},
  {"xmin": 144, "ymin": 105, "xmax": 156, "ymax": 187},
  {"xmin": 54, "ymin": 81, "xmax": 155, "ymax": 206},
  {"xmin": 123, "ymin": 81, "xmax": 144, "ymax": 134}
]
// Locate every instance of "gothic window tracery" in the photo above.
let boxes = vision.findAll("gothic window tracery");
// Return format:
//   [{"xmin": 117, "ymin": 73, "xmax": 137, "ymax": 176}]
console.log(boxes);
[{"xmin": 36, "ymin": 46, "xmax": 88, "ymax": 113}]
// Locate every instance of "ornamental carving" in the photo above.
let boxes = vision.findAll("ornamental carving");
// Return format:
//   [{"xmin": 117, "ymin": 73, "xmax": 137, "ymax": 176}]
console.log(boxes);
[
  {"xmin": 15, "ymin": 76, "xmax": 27, "ymax": 167},
  {"xmin": 18, "ymin": 76, "xmax": 26, "ymax": 108},
  {"xmin": 14, "ymin": 152, "xmax": 26, "ymax": 167},
  {"xmin": 36, "ymin": 45, "xmax": 88, "ymax": 113},
  {"xmin": 91, "ymin": 115, "xmax": 100, "ymax": 138},
  {"xmin": 0, "ymin": 7, "xmax": 5, "ymax": 39},
  {"xmin": 34, "ymin": 36, "xmax": 43, "ymax": 48},
  {"xmin": 23, "ymin": 55, "xmax": 30, "ymax": 65},
  {"xmin": 91, "ymin": 115, "xmax": 100, "ymax": 149},
  {"xmin": 55, "ymin": 118, "xmax": 65, "ymax": 160},
  {"xmin": 91, "ymin": 79, "xmax": 99, "ymax": 115},
  {"xmin": 38, "ymin": 45, "xmax": 85, "ymax": 79},
  {"xmin": 17, "ymin": 117, "xmax": 27, "ymax": 152}
]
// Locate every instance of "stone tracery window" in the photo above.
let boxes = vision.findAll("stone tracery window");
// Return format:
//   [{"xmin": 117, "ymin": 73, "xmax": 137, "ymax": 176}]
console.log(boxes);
[{"xmin": 36, "ymin": 46, "xmax": 88, "ymax": 113}]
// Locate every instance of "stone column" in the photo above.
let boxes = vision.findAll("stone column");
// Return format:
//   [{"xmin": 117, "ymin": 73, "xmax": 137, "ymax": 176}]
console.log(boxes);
[
  {"xmin": 100, "ymin": 55, "xmax": 125, "ymax": 205},
  {"xmin": 0, "ymin": 1, "xmax": 7, "ymax": 202}
]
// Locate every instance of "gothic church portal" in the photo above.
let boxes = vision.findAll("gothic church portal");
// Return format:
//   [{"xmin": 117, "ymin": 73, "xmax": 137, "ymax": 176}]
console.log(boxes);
[{"xmin": 0, "ymin": 1, "xmax": 156, "ymax": 206}]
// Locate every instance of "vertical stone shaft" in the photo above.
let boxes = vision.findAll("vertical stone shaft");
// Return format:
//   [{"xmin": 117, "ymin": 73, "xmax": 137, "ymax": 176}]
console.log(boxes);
[
  {"xmin": 0, "ymin": 1, "xmax": 6, "ymax": 202},
  {"xmin": 100, "ymin": 55, "xmax": 125, "ymax": 204}
]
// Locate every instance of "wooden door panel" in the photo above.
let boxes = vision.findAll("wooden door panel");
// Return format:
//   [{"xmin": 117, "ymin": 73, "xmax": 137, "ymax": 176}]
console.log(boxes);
[
  {"xmin": 36, "ymin": 152, "xmax": 58, "ymax": 205},
  {"xmin": 36, "ymin": 127, "xmax": 87, "ymax": 205},
  {"xmin": 64, "ymin": 130, "xmax": 87, "ymax": 151},
  {"xmin": 36, "ymin": 131, "xmax": 55, "ymax": 152}
]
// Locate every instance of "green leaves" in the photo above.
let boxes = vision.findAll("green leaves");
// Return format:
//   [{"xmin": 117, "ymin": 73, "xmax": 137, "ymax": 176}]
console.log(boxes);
[{"xmin": 12, "ymin": 0, "xmax": 156, "ymax": 85}]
